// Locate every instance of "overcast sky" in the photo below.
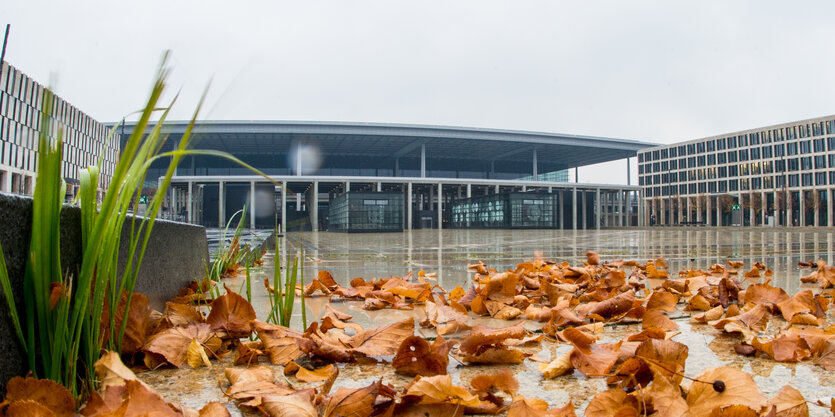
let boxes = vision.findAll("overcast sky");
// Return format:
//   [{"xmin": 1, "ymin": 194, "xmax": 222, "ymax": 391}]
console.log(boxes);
[{"xmin": 3, "ymin": 1, "xmax": 835, "ymax": 184}]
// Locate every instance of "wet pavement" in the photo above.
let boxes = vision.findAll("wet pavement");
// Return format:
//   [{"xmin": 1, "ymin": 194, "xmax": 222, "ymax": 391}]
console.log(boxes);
[{"xmin": 138, "ymin": 228, "xmax": 835, "ymax": 416}]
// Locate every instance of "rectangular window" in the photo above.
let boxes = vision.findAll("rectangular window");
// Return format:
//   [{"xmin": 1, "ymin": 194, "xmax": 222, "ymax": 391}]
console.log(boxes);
[
  {"xmin": 762, "ymin": 146, "xmax": 772, "ymax": 158},
  {"xmin": 789, "ymin": 174, "xmax": 799, "ymax": 187},
  {"xmin": 697, "ymin": 142, "xmax": 705, "ymax": 153},
  {"xmin": 728, "ymin": 137, "xmax": 737, "ymax": 148},
  {"xmin": 728, "ymin": 152, "xmax": 738, "ymax": 163},
  {"xmin": 788, "ymin": 158, "xmax": 799, "ymax": 171},
  {"xmin": 740, "ymin": 178, "xmax": 749, "ymax": 191},
  {"xmin": 697, "ymin": 156, "xmax": 706, "ymax": 166},
  {"xmin": 801, "ymin": 156, "xmax": 812, "ymax": 170},
  {"xmin": 787, "ymin": 142, "xmax": 798, "ymax": 156},
  {"xmin": 709, "ymin": 181, "xmax": 717, "ymax": 193},
  {"xmin": 717, "ymin": 138, "xmax": 726, "ymax": 150},
  {"xmin": 774, "ymin": 144, "xmax": 785, "ymax": 157},
  {"xmin": 708, "ymin": 154, "xmax": 716, "ymax": 165},
  {"xmin": 679, "ymin": 184, "xmax": 687, "ymax": 194},
  {"xmin": 750, "ymin": 148, "xmax": 760, "ymax": 160},
  {"xmin": 729, "ymin": 180, "xmax": 739, "ymax": 191},
  {"xmin": 802, "ymin": 173, "xmax": 812, "ymax": 186},
  {"xmin": 688, "ymin": 183, "xmax": 696, "ymax": 194},
  {"xmin": 707, "ymin": 140, "xmax": 715, "ymax": 151},
  {"xmin": 800, "ymin": 140, "xmax": 811, "ymax": 154},
  {"xmin": 816, "ymin": 172, "xmax": 827, "ymax": 186},
  {"xmin": 669, "ymin": 147, "xmax": 677, "ymax": 157},
  {"xmin": 752, "ymin": 177, "xmax": 761, "ymax": 189},
  {"xmin": 718, "ymin": 153, "xmax": 726, "ymax": 164},
  {"xmin": 719, "ymin": 180, "xmax": 727, "ymax": 192},
  {"xmin": 738, "ymin": 150, "xmax": 748, "ymax": 161},
  {"xmin": 814, "ymin": 138, "xmax": 825, "ymax": 152},
  {"xmin": 661, "ymin": 149, "xmax": 668, "ymax": 159},
  {"xmin": 815, "ymin": 155, "xmax": 826, "ymax": 169},
  {"xmin": 718, "ymin": 166, "xmax": 727, "ymax": 178}
]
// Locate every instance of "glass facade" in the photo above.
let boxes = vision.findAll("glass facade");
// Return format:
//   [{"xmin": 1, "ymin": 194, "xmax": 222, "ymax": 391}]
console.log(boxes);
[
  {"xmin": 451, "ymin": 193, "xmax": 555, "ymax": 229},
  {"xmin": 328, "ymin": 192, "xmax": 404, "ymax": 233}
]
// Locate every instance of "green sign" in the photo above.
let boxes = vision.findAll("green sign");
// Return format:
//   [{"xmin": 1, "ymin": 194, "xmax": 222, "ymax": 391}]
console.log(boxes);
[
  {"xmin": 139, "ymin": 195, "xmax": 148, "ymax": 204},
  {"xmin": 731, "ymin": 204, "xmax": 740, "ymax": 210}
]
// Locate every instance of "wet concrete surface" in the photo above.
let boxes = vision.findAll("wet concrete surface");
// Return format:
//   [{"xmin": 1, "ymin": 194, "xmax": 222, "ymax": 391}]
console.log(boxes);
[{"xmin": 138, "ymin": 228, "xmax": 835, "ymax": 416}]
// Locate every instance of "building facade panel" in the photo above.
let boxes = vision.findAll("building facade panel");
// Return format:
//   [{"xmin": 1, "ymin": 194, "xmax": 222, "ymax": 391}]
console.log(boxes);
[
  {"xmin": 639, "ymin": 115, "xmax": 835, "ymax": 227},
  {"xmin": 0, "ymin": 62, "xmax": 117, "ymax": 197}
]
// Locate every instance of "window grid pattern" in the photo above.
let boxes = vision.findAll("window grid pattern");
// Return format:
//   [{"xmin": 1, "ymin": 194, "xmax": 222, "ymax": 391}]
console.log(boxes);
[
  {"xmin": 637, "ymin": 116, "xmax": 835, "ymax": 198},
  {"xmin": 0, "ymin": 62, "xmax": 117, "ymax": 190}
]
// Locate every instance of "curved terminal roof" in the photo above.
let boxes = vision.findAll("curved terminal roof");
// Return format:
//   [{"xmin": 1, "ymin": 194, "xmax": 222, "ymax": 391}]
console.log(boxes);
[{"xmin": 114, "ymin": 120, "xmax": 657, "ymax": 178}]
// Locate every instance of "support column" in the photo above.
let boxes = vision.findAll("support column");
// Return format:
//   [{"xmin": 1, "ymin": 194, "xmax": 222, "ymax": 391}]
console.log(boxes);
[
  {"xmin": 762, "ymin": 190, "xmax": 767, "ymax": 226},
  {"xmin": 595, "ymin": 188, "xmax": 601, "ymax": 230},
  {"xmin": 346, "ymin": 181, "xmax": 350, "ymax": 192},
  {"xmin": 187, "ymin": 181, "xmax": 193, "ymax": 223},
  {"xmin": 829, "ymin": 189, "xmax": 834, "ymax": 228},
  {"xmin": 572, "ymin": 187, "xmax": 578, "ymax": 230},
  {"xmin": 814, "ymin": 190, "xmax": 820, "ymax": 227},
  {"xmin": 581, "ymin": 190, "xmax": 587, "ymax": 229},
  {"xmin": 281, "ymin": 181, "xmax": 287, "ymax": 233},
  {"xmin": 621, "ymin": 190, "xmax": 627, "ymax": 227},
  {"xmin": 696, "ymin": 196, "xmax": 702, "ymax": 223},
  {"xmin": 311, "ymin": 181, "xmax": 319, "ymax": 231},
  {"xmin": 788, "ymin": 192, "xmax": 794, "ymax": 227},
  {"xmin": 437, "ymin": 183, "xmax": 443, "ymax": 229},
  {"xmin": 495, "ymin": 184, "xmax": 500, "ymax": 194},
  {"xmin": 171, "ymin": 186, "xmax": 178, "ymax": 221},
  {"xmin": 407, "ymin": 182, "xmax": 413, "ymax": 230},
  {"xmin": 296, "ymin": 147, "xmax": 302, "ymax": 176},
  {"xmin": 532, "ymin": 148, "xmax": 538, "ymax": 180},
  {"xmin": 559, "ymin": 191, "xmax": 564, "ymax": 229},
  {"xmin": 250, "ymin": 181, "xmax": 256, "ymax": 229},
  {"xmin": 715, "ymin": 196, "xmax": 721, "ymax": 226},
  {"xmin": 218, "ymin": 181, "xmax": 225, "ymax": 228},
  {"xmin": 749, "ymin": 192, "xmax": 755, "ymax": 227},
  {"xmin": 466, "ymin": 183, "xmax": 472, "ymax": 198},
  {"xmin": 660, "ymin": 199, "xmax": 666, "ymax": 226},
  {"xmin": 627, "ymin": 158, "xmax": 632, "ymax": 185},
  {"xmin": 420, "ymin": 144, "xmax": 426, "ymax": 178},
  {"xmin": 706, "ymin": 195, "xmax": 712, "ymax": 226},
  {"xmin": 799, "ymin": 191, "xmax": 805, "ymax": 227},
  {"xmin": 376, "ymin": 182, "xmax": 382, "ymax": 192}
]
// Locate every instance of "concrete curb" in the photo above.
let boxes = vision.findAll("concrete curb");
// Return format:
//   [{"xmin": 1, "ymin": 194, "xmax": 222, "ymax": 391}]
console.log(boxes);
[{"xmin": 0, "ymin": 191, "xmax": 209, "ymax": 391}]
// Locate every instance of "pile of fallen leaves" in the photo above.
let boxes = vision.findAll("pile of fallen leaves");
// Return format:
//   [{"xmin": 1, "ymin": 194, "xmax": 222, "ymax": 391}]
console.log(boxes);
[{"xmin": 6, "ymin": 251, "xmax": 835, "ymax": 416}]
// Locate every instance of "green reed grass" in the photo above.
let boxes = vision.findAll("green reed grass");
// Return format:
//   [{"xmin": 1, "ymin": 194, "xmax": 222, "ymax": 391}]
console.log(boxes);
[{"xmin": 0, "ymin": 53, "xmax": 285, "ymax": 398}]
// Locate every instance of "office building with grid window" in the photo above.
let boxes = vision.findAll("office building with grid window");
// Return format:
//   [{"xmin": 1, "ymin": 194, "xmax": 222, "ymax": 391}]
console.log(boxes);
[
  {"xmin": 0, "ymin": 62, "xmax": 117, "ymax": 197},
  {"xmin": 638, "ymin": 115, "xmax": 835, "ymax": 227}
]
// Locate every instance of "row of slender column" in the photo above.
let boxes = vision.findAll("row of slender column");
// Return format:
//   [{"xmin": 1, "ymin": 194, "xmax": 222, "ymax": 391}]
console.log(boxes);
[
  {"xmin": 172, "ymin": 178, "xmax": 639, "ymax": 231},
  {"xmin": 645, "ymin": 189, "xmax": 835, "ymax": 227}
]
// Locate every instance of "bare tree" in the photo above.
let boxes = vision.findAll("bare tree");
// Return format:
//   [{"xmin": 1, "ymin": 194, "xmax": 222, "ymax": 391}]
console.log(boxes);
[{"xmin": 750, "ymin": 193, "xmax": 763, "ymax": 215}]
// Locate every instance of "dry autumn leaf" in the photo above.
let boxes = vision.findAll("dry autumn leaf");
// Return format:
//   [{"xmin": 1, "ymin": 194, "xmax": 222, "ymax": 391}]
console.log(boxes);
[
  {"xmin": 506, "ymin": 397, "xmax": 576, "ymax": 417},
  {"xmin": 143, "ymin": 322, "xmax": 221, "ymax": 368},
  {"xmin": 206, "ymin": 285, "xmax": 257, "ymax": 338},
  {"xmin": 347, "ymin": 318, "xmax": 415, "ymax": 357},
  {"xmin": 393, "ymin": 335, "xmax": 455, "ymax": 376},
  {"xmin": 539, "ymin": 350, "xmax": 573, "ymax": 379},
  {"xmin": 686, "ymin": 367, "xmax": 768, "ymax": 416},
  {"xmin": 404, "ymin": 375, "xmax": 480, "ymax": 407},
  {"xmin": 3, "ymin": 377, "xmax": 75, "ymax": 417}
]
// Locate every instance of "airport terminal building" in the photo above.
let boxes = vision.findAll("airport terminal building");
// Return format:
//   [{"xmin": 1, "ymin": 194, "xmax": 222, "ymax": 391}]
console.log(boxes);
[
  {"xmin": 117, "ymin": 121, "xmax": 652, "ymax": 232},
  {"xmin": 638, "ymin": 115, "xmax": 835, "ymax": 227}
]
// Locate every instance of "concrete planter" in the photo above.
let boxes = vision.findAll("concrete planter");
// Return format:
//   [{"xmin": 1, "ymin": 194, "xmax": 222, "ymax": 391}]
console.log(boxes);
[{"xmin": 0, "ymin": 191, "xmax": 209, "ymax": 391}]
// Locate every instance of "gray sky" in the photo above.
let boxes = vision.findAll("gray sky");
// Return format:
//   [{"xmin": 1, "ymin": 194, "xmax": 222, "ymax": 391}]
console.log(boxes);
[{"xmin": 4, "ymin": 1, "xmax": 835, "ymax": 184}]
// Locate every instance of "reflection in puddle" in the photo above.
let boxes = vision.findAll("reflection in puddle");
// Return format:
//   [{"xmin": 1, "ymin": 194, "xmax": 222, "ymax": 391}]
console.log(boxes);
[{"xmin": 138, "ymin": 228, "xmax": 835, "ymax": 416}]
